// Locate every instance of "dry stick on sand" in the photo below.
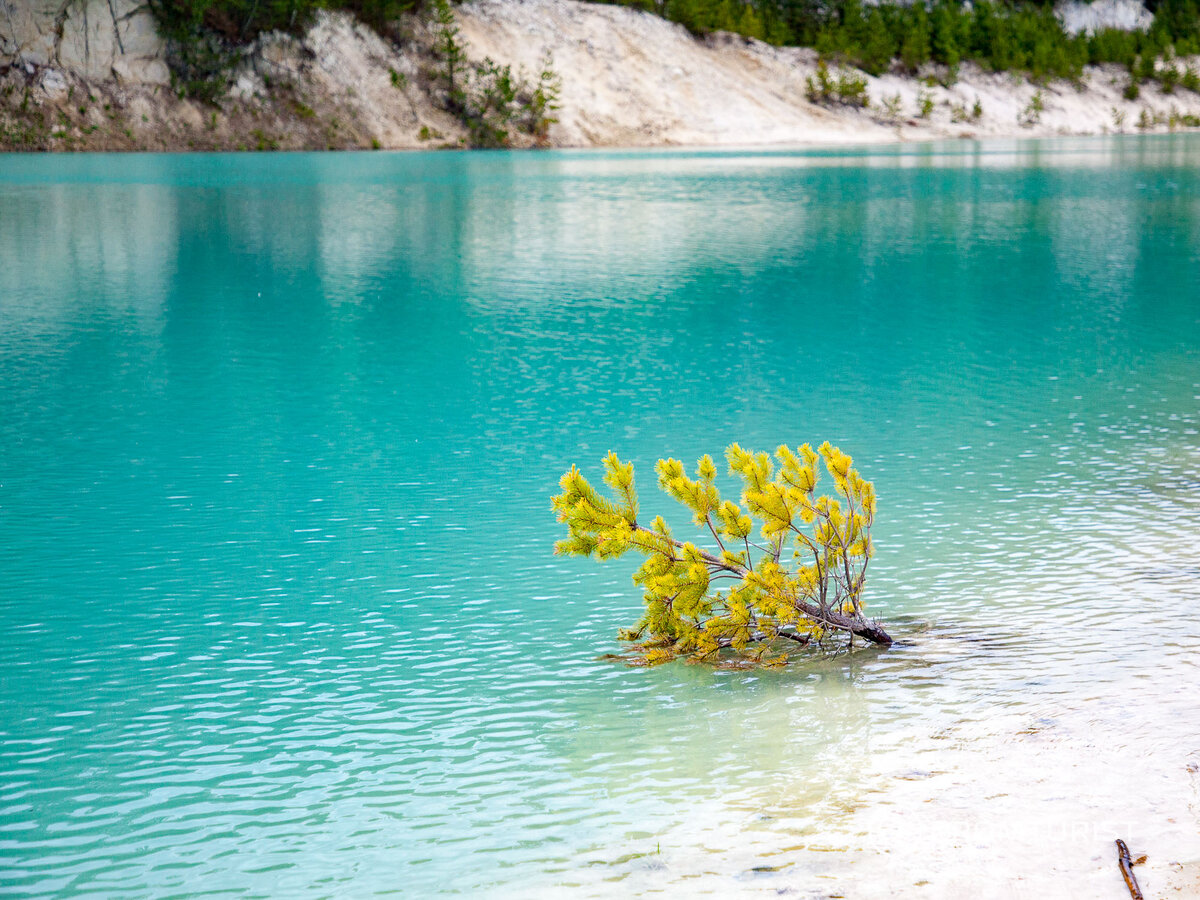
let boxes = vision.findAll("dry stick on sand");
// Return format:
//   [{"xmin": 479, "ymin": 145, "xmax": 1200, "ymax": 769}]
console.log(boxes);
[{"xmin": 1115, "ymin": 838, "xmax": 1145, "ymax": 900}]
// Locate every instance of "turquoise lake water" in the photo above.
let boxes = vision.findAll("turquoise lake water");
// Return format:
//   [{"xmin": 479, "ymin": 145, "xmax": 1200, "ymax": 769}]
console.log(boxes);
[{"xmin": 2, "ymin": 137, "xmax": 1199, "ymax": 897}]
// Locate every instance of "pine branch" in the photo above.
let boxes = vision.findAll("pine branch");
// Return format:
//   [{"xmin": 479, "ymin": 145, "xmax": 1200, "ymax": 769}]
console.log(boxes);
[{"xmin": 555, "ymin": 443, "xmax": 893, "ymax": 664}]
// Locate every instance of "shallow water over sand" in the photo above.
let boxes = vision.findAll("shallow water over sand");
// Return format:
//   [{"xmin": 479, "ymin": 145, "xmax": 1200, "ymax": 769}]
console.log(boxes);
[{"xmin": 2, "ymin": 136, "xmax": 1199, "ymax": 897}]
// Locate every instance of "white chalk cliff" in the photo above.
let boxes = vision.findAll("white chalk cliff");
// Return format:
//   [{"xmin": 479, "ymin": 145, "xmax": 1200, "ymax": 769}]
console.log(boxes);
[{"xmin": 2, "ymin": 0, "xmax": 1199, "ymax": 150}]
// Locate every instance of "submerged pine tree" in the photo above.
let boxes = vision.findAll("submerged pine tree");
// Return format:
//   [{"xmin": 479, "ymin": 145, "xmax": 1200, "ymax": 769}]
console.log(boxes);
[{"xmin": 552, "ymin": 442, "xmax": 892, "ymax": 666}]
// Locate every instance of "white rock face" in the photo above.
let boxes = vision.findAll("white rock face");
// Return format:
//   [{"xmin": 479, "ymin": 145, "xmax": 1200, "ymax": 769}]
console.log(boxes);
[
  {"xmin": 457, "ymin": 0, "xmax": 897, "ymax": 147},
  {"xmin": 4, "ymin": 0, "xmax": 1200, "ymax": 151},
  {"xmin": 1, "ymin": 0, "xmax": 63, "ymax": 66},
  {"xmin": 39, "ymin": 65, "xmax": 68, "ymax": 98},
  {"xmin": 1056, "ymin": 0, "xmax": 1154, "ymax": 35},
  {"xmin": 456, "ymin": 0, "xmax": 1200, "ymax": 147},
  {"xmin": 2, "ymin": 0, "xmax": 169, "ymax": 84}
]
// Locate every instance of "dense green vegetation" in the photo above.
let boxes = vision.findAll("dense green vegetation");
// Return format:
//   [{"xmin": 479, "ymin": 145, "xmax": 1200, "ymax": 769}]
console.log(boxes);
[
  {"xmin": 553, "ymin": 443, "xmax": 891, "ymax": 667},
  {"xmin": 600, "ymin": 0, "xmax": 1200, "ymax": 82},
  {"xmin": 149, "ymin": 0, "xmax": 417, "ymax": 44}
]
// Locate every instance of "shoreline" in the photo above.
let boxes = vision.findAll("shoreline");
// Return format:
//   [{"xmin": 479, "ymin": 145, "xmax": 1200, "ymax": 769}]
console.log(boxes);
[
  {"xmin": 4, "ymin": 0, "xmax": 1200, "ymax": 153},
  {"xmin": 7, "ymin": 129, "xmax": 1200, "ymax": 160},
  {"xmin": 2, "ymin": 129, "xmax": 1198, "ymax": 162}
]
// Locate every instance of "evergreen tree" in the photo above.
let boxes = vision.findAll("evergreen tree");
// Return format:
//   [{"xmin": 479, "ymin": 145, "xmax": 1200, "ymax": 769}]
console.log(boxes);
[
  {"xmin": 899, "ymin": 4, "xmax": 932, "ymax": 74},
  {"xmin": 931, "ymin": 2, "xmax": 963, "ymax": 68},
  {"xmin": 737, "ymin": 2, "xmax": 768, "ymax": 41},
  {"xmin": 431, "ymin": 0, "xmax": 467, "ymax": 105},
  {"xmin": 858, "ymin": 7, "xmax": 895, "ymax": 75}
]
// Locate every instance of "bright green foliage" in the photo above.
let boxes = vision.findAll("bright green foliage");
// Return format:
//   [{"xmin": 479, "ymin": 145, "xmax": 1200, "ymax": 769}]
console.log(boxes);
[
  {"xmin": 916, "ymin": 88, "xmax": 935, "ymax": 118},
  {"xmin": 552, "ymin": 443, "xmax": 892, "ymax": 666},
  {"xmin": 1019, "ymin": 88, "xmax": 1045, "ymax": 126},
  {"xmin": 520, "ymin": 54, "xmax": 564, "ymax": 143},
  {"xmin": 805, "ymin": 62, "xmax": 870, "ymax": 108},
  {"xmin": 461, "ymin": 54, "xmax": 562, "ymax": 147}
]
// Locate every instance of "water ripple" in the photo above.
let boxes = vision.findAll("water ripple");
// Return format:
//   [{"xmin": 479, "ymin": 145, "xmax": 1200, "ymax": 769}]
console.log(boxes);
[{"xmin": 3, "ymin": 139, "xmax": 1200, "ymax": 897}]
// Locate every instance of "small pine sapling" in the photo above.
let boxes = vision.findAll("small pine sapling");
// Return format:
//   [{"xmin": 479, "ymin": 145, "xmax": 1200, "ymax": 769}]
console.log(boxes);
[{"xmin": 552, "ymin": 443, "xmax": 892, "ymax": 667}]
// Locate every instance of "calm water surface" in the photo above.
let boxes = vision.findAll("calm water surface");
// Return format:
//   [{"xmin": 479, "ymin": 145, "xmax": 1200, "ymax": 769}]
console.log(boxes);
[{"xmin": 2, "ymin": 137, "xmax": 1199, "ymax": 898}]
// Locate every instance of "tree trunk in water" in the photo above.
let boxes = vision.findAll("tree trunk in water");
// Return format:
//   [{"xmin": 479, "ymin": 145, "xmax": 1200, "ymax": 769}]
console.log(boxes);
[
  {"xmin": 848, "ymin": 618, "xmax": 893, "ymax": 646},
  {"xmin": 794, "ymin": 599, "xmax": 894, "ymax": 646}
]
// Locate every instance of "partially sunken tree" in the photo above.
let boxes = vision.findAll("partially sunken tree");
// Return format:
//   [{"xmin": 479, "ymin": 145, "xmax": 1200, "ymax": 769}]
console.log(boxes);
[{"xmin": 552, "ymin": 443, "xmax": 892, "ymax": 666}]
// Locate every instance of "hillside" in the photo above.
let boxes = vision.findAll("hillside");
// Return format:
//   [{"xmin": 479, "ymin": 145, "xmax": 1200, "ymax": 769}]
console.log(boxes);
[{"xmin": 2, "ymin": 0, "xmax": 1199, "ymax": 151}]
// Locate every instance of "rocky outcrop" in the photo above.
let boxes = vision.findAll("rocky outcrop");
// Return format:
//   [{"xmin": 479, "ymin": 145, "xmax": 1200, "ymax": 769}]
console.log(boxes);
[
  {"xmin": 2, "ymin": 0, "xmax": 168, "ymax": 84},
  {"xmin": 0, "ymin": 7, "xmax": 465, "ymax": 151}
]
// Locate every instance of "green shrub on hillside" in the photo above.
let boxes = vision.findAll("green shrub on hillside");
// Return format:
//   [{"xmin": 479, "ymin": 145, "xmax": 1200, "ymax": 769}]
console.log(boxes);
[
  {"xmin": 805, "ymin": 61, "xmax": 870, "ymax": 107},
  {"xmin": 1018, "ymin": 87, "xmax": 1045, "ymax": 125},
  {"xmin": 430, "ymin": 0, "xmax": 562, "ymax": 147}
]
